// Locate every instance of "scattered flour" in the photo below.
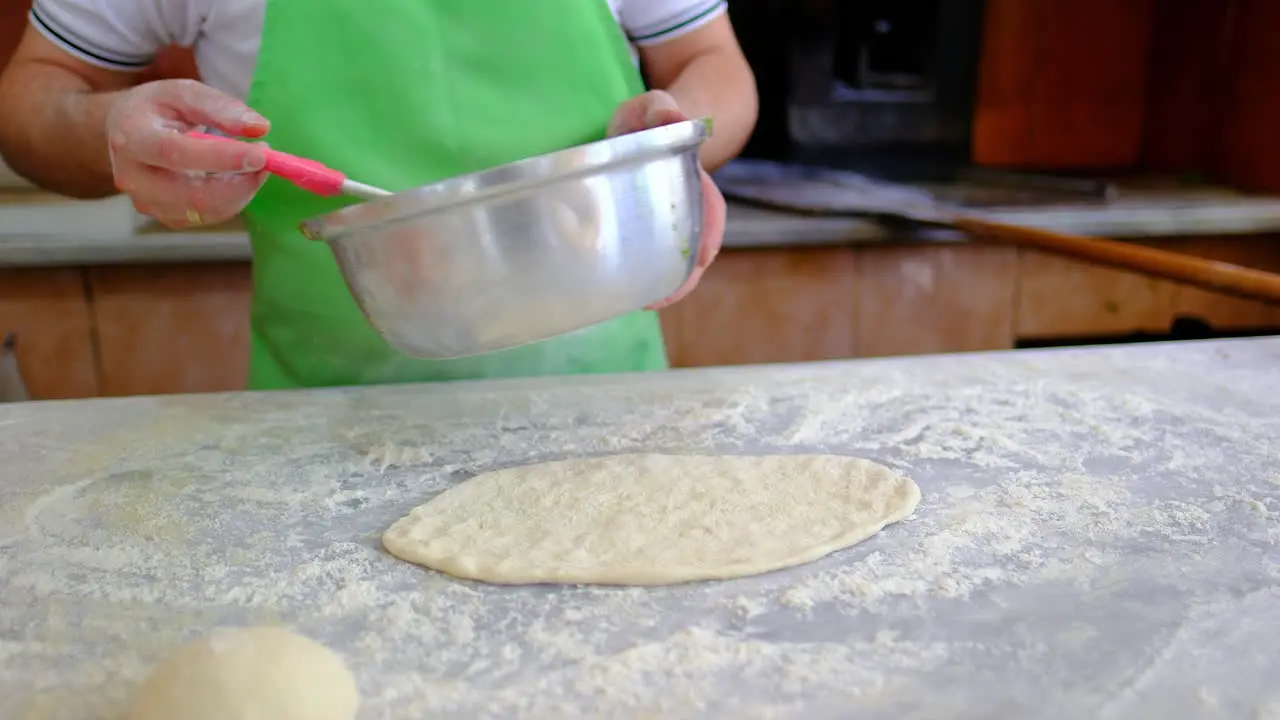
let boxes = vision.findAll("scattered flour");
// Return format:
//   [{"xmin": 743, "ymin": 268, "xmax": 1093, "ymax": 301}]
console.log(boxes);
[{"xmin": 1, "ymin": 342, "xmax": 1278, "ymax": 717}]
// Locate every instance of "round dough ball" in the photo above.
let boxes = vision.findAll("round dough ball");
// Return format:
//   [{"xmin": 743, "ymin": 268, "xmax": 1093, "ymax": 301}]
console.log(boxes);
[{"xmin": 126, "ymin": 626, "xmax": 359, "ymax": 720}]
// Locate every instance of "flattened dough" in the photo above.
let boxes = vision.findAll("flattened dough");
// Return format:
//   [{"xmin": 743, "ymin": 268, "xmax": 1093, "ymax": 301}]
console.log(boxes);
[{"xmin": 383, "ymin": 453, "xmax": 920, "ymax": 586}]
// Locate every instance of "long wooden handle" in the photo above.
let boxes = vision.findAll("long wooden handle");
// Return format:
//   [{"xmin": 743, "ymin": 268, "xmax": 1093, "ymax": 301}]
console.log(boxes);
[{"xmin": 953, "ymin": 216, "xmax": 1280, "ymax": 304}]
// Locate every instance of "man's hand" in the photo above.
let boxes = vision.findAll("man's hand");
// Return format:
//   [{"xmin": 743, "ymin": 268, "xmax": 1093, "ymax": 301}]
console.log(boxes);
[
  {"xmin": 608, "ymin": 90, "xmax": 726, "ymax": 310},
  {"xmin": 106, "ymin": 79, "xmax": 273, "ymax": 228}
]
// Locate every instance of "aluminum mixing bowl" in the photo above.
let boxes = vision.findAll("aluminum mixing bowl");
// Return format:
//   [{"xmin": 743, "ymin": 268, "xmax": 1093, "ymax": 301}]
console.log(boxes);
[{"xmin": 299, "ymin": 119, "xmax": 710, "ymax": 359}]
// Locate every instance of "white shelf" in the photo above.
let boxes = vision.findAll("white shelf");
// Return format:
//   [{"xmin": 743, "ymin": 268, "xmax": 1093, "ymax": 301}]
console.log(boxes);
[
  {"xmin": 0, "ymin": 155, "xmax": 150, "ymax": 237},
  {"xmin": 0, "ymin": 158, "xmax": 32, "ymax": 189},
  {"xmin": 0, "ymin": 193, "xmax": 147, "ymax": 238}
]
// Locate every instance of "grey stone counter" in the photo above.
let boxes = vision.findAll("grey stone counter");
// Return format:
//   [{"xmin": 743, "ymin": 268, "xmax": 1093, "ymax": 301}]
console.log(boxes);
[
  {"xmin": 1, "ymin": 338, "xmax": 1278, "ymax": 718},
  {"xmin": 3, "ymin": 194, "xmax": 1280, "ymax": 268}
]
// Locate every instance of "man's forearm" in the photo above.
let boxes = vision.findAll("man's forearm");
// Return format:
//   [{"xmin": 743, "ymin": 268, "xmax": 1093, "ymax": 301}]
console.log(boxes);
[
  {"xmin": 0, "ymin": 62, "xmax": 122, "ymax": 199},
  {"xmin": 663, "ymin": 48, "xmax": 757, "ymax": 171}
]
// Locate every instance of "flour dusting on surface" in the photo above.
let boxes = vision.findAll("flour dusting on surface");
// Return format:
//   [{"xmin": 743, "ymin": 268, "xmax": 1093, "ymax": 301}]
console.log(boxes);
[{"xmin": 0, "ymin": 339, "xmax": 1278, "ymax": 718}]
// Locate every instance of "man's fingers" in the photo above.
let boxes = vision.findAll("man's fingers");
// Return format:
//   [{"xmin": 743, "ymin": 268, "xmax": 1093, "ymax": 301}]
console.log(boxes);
[
  {"xmin": 126, "ymin": 166, "xmax": 266, "ymax": 227},
  {"xmin": 163, "ymin": 79, "xmax": 271, "ymax": 138},
  {"xmin": 106, "ymin": 80, "xmax": 271, "ymax": 173},
  {"xmin": 609, "ymin": 90, "xmax": 689, "ymax": 136},
  {"xmin": 607, "ymin": 100, "xmax": 646, "ymax": 137},
  {"xmin": 645, "ymin": 107, "xmax": 689, "ymax": 130},
  {"xmin": 646, "ymin": 171, "xmax": 725, "ymax": 310},
  {"xmin": 644, "ymin": 100, "xmax": 687, "ymax": 130},
  {"xmin": 185, "ymin": 170, "xmax": 270, "ymax": 215},
  {"xmin": 647, "ymin": 266, "xmax": 705, "ymax": 310},
  {"xmin": 123, "ymin": 130, "xmax": 268, "ymax": 174},
  {"xmin": 697, "ymin": 171, "xmax": 726, "ymax": 268},
  {"xmin": 639, "ymin": 90, "xmax": 685, "ymax": 127}
]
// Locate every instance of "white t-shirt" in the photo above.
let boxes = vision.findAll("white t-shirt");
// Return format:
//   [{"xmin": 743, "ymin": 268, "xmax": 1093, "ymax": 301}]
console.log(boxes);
[{"xmin": 29, "ymin": 0, "xmax": 727, "ymax": 100}]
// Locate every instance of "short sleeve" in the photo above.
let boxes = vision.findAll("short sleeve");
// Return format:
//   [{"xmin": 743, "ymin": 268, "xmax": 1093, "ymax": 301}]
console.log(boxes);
[
  {"xmin": 29, "ymin": 0, "xmax": 207, "ymax": 71},
  {"xmin": 618, "ymin": 0, "xmax": 728, "ymax": 47}
]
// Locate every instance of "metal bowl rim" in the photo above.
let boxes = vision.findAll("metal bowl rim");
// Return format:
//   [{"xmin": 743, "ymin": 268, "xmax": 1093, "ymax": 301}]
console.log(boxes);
[{"xmin": 300, "ymin": 118, "xmax": 711, "ymax": 242}]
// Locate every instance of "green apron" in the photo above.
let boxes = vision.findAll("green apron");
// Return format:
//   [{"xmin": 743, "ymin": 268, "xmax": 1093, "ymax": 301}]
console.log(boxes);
[{"xmin": 241, "ymin": 0, "xmax": 669, "ymax": 390}]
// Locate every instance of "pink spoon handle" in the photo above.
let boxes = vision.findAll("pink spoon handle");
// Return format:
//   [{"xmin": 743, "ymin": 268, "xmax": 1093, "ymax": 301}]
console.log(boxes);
[{"xmin": 188, "ymin": 131, "xmax": 346, "ymax": 197}]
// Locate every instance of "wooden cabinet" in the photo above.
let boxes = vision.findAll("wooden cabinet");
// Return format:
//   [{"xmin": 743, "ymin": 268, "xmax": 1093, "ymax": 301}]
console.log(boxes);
[
  {"xmin": 0, "ymin": 268, "xmax": 98, "ymax": 399},
  {"xmin": 1211, "ymin": 1, "xmax": 1280, "ymax": 193},
  {"xmin": 1140, "ymin": 0, "xmax": 1280, "ymax": 192},
  {"xmin": 1016, "ymin": 249, "xmax": 1178, "ymax": 339},
  {"xmin": 89, "ymin": 264, "xmax": 252, "ymax": 396},
  {"xmin": 1017, "ymin": 237, "xmax": 1280, "ymax": 339},
  {"xmin": 1, "ymin": 242, "xmax": 1276, "ymax": 397},
  {"xmin": 1141, "ymin": 0, "xmax": 1232, "ymax": 173},
  {"xmin": 666, "ymin": 239, "xmax": 1278, "ymax": 368},
  {"xmin": 975, "ymin": 0, "xmax": 1280, "ymax": 194},
  {"xmin": 852, "ymin": 245, "xmax": 1018, "ymax": 357},
  {"xmin": 974, "ymin": 0, "xmax": 1155, "ymax": 169},
  {"xmin": 661, "ymin": 244, "xmax": 1021, "ymax": 368},
  {"xmin": 660, "ymin": 248, "xmax": 858, "ymax": 367},
  {"xmin": 0, "ymin": 263, "xmax": 251, "ymax": 399}
]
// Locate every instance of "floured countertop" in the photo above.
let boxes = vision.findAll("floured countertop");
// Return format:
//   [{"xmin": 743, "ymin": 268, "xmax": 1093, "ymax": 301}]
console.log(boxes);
[{"xmin": 1, "ymin": 339, "xmax": 1278, "ymax": 719}]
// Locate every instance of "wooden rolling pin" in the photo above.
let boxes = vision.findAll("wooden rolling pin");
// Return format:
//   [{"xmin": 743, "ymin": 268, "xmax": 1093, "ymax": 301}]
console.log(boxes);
[{"xmin": 952, "ymin": 217, "xmax": 1280, "ymax": 304}]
